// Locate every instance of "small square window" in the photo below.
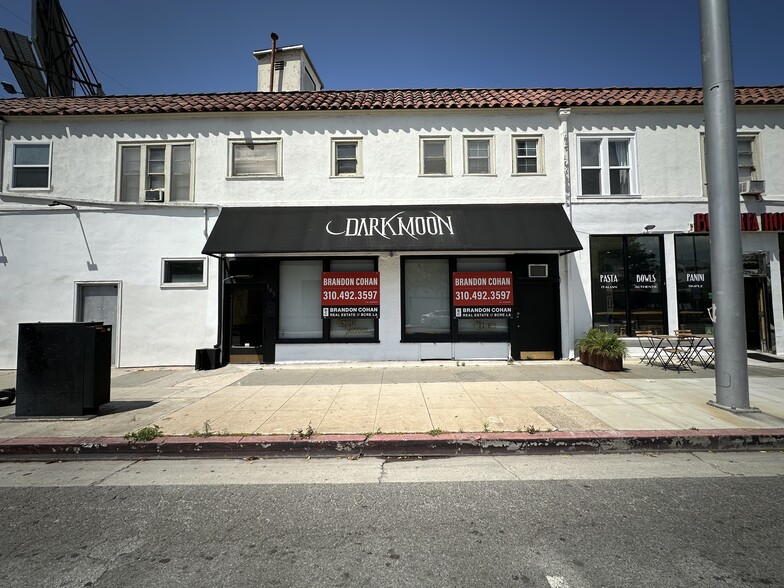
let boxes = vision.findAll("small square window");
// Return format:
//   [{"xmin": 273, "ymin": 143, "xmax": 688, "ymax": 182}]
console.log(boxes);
[
  {"xmin": 332, "ymin": 139, "xmax": 362, "ymax": 177},
  {"xmin": 12, "ymin": 143, "xmax": 51, "ymax": 189},
  {"xmin": 513, "ymin": 137, "xmax": 542, "ymax": 174},
  {"xmin": 464, "ymin": 137, "xmax": 494, "ymax": 175},
  {"xmin": 161, "ymin": 258, "xmax": 207, "ymax": 288},
  {"xmin": 420, "ymin": 137, "xmax": 450, "ymax": 175}
]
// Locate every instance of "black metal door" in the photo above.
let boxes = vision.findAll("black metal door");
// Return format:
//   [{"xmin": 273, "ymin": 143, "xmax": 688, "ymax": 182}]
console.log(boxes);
[{"xmin": 511, "ymin": 255, "xmax": 561, "ymax": 360}]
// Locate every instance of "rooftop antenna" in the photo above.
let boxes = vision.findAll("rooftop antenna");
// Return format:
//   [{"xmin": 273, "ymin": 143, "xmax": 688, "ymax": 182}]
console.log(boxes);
[
  {"xmin": 0, "ymin": 0, "xmax": 103, "ymax": 97},
  {"xmin": 269, "ymin": 32, "xmax": 278, "ymax": 92}
]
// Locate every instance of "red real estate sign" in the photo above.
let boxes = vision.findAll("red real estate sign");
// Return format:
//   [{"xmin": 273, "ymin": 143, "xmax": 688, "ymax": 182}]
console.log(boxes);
[
  {"xmin": 452, "ymin": 271, "xmax": 513, "ymax": 319},
  {"xmin": 321, "ymin": 272, "xmax": 380, "ymax": 318}
]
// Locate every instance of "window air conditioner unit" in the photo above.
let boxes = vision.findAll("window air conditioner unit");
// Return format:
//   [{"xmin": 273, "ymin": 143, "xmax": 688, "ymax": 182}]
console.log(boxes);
[
  {"xmin": 739, "ymin": 180, "xmax": 765, "ymax": 196},
  {"xmin": 144, "ymin": 189, "xmax": 165, "ymax": 202}
]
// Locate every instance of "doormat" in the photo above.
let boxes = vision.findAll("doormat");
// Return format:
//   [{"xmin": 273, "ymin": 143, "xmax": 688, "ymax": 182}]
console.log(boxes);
[{"xmin": 747, "ymin": 352, "xmax": 784, "ymax": 363}]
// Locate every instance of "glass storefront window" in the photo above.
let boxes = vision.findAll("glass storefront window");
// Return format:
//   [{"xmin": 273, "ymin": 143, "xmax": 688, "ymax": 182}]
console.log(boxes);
[
  {"xmin": 590, "ymin": 236, "xmax": 627, "ymax": 335},
  {"xmin": 590, "ymin": 235, "xmax": 666, "ymax": 336},
  {"xmin": 456, "ymin": 257, "xmax": 509, "ymax": 335},
  {"xmin": 279, "ymin": 258, "xmax": 379, "ymax": 341},
  {"xmin": 403, "ymin": 256, "xmax": 509, "ymax": 339},
  {"xmin": 675, "ymin": 235, "xmax": 712, "ymax": 333},
  {"xmin": 626, "ymin": 236, "xmax": 665, "ymax": 334},
  {"xmin": 404, "ymin": 258, "xmax": 451, "ymax": 336},
  {"xmin": 279, "ymin": 260, "xmax": 323, "ymax": 339},
  {"xmin": 328, "ymin": 258, "xmax": 376, "ymax": 340}
]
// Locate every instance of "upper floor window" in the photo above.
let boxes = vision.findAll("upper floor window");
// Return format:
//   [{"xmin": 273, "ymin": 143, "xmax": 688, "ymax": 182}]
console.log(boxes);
[
  {"xmin": 119, "ymin": 143, "xmax": 193, "ymax": 202},
  {"xmin": 736, "ymin": 135, "xmax": 760, "ymax": 183},
  {"xmin": 12, "ymin": 143, "xmax": 51, "ymax": 189},
  {"xmin": 420, "ymin": 137, "xmax": 451, "ymax": 176},
  {"xmin": 464, "ymin": 137, "xmax": 494, "ymax": 175},
  {"xmin": 513, "ymin": 136, "xmax": 543, "ymax": 174},
  {"xmin": 701, "ymin": 133, "xmax": 762, "ymax": 193},
  {"xmin": 229, "ymin": 140, "xmax": 281, "ymax": 178},
  {"xmin": 332, "ymin": 139, "xmax": 362, "ymax": 177},
  {"xmin": 578, "ymin": 136, "xmax": 636, "ymax": 196}
]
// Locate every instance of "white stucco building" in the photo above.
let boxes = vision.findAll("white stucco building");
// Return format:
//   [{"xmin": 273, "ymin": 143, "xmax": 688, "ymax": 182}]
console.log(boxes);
[{"xmin": 1, "ymin": 47, "xmax": 782, "ymax": 368}]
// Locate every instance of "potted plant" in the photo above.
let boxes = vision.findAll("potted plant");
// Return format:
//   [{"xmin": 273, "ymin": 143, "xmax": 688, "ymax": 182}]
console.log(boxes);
[{"xmin": 576, "ymin": 327, "xmax": 628, "ymax": 371}]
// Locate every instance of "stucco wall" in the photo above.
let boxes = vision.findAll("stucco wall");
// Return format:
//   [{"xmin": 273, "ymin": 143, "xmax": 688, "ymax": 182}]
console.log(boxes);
[
  {"xmin": 0, "ymin": 207, "xmax": 218, "ymax": 368},
  {"xmin": 2, "ymin": 109, "xmax": 566, "ymax": 208},
  {"xmin": 2, "ymin": 102, "xmax": 783, "ymax": 366}
]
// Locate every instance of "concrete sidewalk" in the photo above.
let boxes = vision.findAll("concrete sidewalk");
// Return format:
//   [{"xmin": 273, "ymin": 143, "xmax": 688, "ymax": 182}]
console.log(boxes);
[{"xmin": 1, "ymin": 357, "xmax": 784, "ymax": 457}]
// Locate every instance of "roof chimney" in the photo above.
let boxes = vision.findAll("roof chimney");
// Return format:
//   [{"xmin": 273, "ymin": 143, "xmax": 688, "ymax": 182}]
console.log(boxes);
[{"xmin": 253, "ymin": 42, "xmax": 323, "ymax": 93}]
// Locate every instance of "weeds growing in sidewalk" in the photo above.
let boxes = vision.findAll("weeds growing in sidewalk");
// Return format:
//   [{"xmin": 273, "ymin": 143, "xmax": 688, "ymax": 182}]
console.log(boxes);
[
  {"xmin": 427, "ymin": 428, "xmax": 446, "ymax": 436},
  {"xmin": 190, "ymin": 420, "xmax": 213, "ymax": 437},
  {"xmin": 124, "ymin": 425, "xmax": 162, "ymax": 442},
  {"xmin": 291, "ymin": 422, "xmax": 315, "ymax": 439}
]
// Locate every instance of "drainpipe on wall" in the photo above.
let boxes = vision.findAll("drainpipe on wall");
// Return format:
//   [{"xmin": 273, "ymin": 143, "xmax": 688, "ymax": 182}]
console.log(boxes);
[
  {"xmin": 0, "ymin": 119, "xmax": 6, "ymax": 191},
  {"xmin": 558, "ymin": 108, "xmax": 575, "ymax": 358}
]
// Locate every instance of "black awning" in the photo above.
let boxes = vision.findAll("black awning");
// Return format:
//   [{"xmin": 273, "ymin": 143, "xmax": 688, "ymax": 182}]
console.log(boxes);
[{"xmin": 202, "ymin": 204, "xmax": 582, "ymax": 255}]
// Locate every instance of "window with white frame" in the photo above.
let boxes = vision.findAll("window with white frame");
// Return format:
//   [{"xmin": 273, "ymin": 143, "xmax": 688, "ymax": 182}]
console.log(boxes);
[
  {"xmin": 420, "ymin": 137, "xmax": 451, "ymax": 175},
  {"xmin": 578, "ymin": 136, "xmax": 636, "ymax": 196},
  {"xmin": 513, "ymin": 136, "xmax": 543, "ymax": 174},
  {"xmin": 736, "ymin": 135, "xmax": 760, "ymax": 183},
  {"xmin": 161, "ymin": 258, "xmax": 207, "ymax": 288},
  {"xmin": 12, "ymin": 143, "xmax": 51, "ymax": 189},
  {"xmin": 464, "ymin": 137, "xmax": 494, "ymax": 175},
  {"xmin": 700, "ymin": 133, "xmax": 761, "ymax": 192},
  {"xmin": 118, "ymin": 143, "xmax": 193, "ymax": 202},
  {"xmin": 229, "ymin": 140, "xmax": 281, "ymax": 177},
  {"xmin": 332, "ymin": 139, "xmax": 362, "ymax": 177}
]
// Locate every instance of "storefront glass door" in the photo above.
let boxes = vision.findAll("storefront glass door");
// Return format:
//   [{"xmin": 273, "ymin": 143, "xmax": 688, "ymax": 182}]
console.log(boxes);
[
  {"xmin": 230, "ymin": 286, "xmax": 265, "ymax": 362},
  {"xmin": 675, "ymin": 235, "xmax": 713, "ymax": 333}
]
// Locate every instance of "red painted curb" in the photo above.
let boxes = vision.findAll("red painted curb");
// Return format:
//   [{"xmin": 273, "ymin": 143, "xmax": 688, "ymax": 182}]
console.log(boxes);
[{"xmin": 0, "ymin": 429, "xmax": 782, "ymax": 458}]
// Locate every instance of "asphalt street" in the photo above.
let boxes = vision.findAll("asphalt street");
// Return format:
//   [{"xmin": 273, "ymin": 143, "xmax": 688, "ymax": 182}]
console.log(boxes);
[{"xmin": 0, "ymin": 453, "xmax": 782, "ymax": 588}]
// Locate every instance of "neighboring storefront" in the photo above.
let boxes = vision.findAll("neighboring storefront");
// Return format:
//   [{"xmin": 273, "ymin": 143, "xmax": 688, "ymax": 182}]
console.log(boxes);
[
  {"xmin": 588, "ymin": 210, "xmax": 784, "ymax": 353},
  {"xmin": 589, "ymin": 234, "xmax": 667, "ymax": 336},
  {"xmin": 203, "ymin": 203, "xmax": 582, "ymax": 364}
]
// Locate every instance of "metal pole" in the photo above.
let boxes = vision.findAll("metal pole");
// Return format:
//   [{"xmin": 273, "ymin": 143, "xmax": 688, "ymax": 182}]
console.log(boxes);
[
  {"xmin": 269, "ymin": 33, "xmax": 279, "ymax": 92},
  {"xmin": 699, "ymin": 0, "xmax": 756, "ymax": 411}
]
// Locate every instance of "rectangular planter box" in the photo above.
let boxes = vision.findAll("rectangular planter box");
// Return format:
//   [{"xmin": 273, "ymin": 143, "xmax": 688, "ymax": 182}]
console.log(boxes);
[{"xmin": 579, "ymin": 350, "xmax": 623, "ymax": 372}]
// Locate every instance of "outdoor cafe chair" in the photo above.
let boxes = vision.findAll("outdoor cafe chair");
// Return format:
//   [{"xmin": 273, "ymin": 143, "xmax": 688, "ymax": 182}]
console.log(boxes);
[
  {"xmin": 660, "ymin": 336, "xmax": 695, "ymax": 372},
  {"xmin": 635, "ymin": 330, "xmax": 656, "ymax": 364},
  {"xmin": 691, "ymin": 336, "xmax": 715, "ymax": 368}
]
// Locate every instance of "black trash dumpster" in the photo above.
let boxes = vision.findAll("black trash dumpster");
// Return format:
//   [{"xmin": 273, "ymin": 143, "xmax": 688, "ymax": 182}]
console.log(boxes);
[{"xmin": 15, "ymin": 322, "xmax": 111, "ymax": 417}]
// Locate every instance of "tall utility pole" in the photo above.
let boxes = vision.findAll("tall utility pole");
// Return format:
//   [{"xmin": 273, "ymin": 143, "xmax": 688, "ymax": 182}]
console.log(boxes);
[{"xmin": 699, "ymin": 0, "xmax": 756, "ymax": 412}]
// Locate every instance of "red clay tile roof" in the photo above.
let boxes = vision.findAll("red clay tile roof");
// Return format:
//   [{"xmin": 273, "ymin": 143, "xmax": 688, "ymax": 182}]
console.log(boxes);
[{"xmin": 0, "ymin": 87, "xmax": 782, "ymax": 117}]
